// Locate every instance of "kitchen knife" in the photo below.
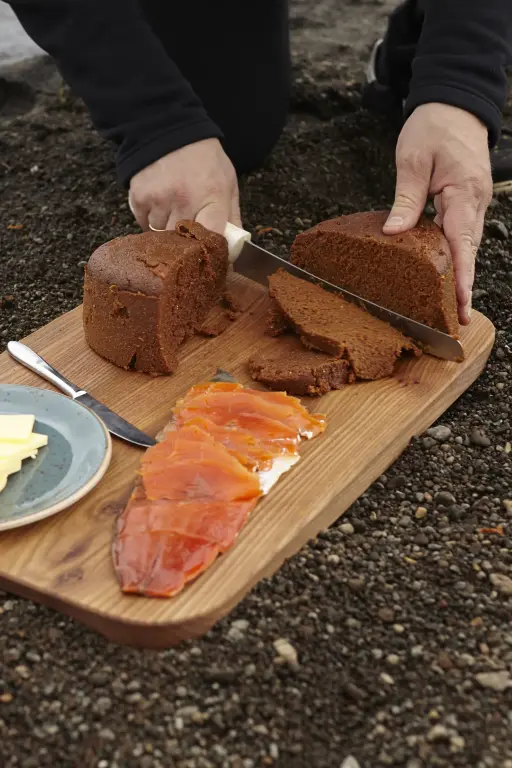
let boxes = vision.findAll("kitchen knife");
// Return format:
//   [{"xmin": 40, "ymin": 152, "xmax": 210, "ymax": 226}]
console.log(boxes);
[
  {"xmin": 7, "ymin": 342, "xmax": 156, "ymax": 449},
  {"xmin": 223, "ymin": 222, "xmax": 464, "ymax": 362}
]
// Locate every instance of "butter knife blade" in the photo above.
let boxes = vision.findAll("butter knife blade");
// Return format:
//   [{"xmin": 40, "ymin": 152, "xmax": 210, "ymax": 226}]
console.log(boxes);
[
  {"xmin": 7, "ymin": 342, "xmax": 156, "ymax": 449},
  {"xmin": 232, "ymin": 239, "xmax": 464, "ymax": 362}
]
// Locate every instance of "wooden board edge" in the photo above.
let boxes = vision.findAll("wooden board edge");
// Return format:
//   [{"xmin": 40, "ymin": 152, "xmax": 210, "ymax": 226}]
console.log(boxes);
[{"xmin": 0, "ymin": 316, "xmax": 494, "ymax": 648}]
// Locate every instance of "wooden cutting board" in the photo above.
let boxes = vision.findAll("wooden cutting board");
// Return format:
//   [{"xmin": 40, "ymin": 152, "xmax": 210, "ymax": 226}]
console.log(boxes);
[{"xmin": 0, "ymin": 274, "xmax": 495, "ymax": 648}]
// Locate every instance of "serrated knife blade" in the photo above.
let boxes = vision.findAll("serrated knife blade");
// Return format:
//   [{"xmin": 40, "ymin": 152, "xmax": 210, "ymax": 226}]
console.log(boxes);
[{"xmin": 232, "ymin": 238, "xmax": 464, "ymax": 362}]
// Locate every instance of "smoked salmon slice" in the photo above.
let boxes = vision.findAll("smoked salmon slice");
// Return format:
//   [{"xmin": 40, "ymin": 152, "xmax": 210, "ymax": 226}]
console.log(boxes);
[
  {"xmin": 114, "ymin": 378, "xmax": 326, "ymax": 598},
  {"xmin": 175, "ymin": 384, "xmax": 326, "ymax": 437}
]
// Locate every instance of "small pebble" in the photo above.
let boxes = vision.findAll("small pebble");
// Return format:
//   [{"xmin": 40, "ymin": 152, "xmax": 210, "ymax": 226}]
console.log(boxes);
[
  {"xmin": 340, "ymin": 758, "xmax": 361, "ymax": 768},
  {"xmin": 427, "ymin": 425, "xmax": 452, "ymax": 441},
  {"xmin": 378, "ymin": 608, "xmax": 395, "ymax": 623},
  {"xmin": 474, "ymin": 671, "xmax": 511, "ymax": 692},
  {"xmin": 470, "ymin": 428, "xmax": 491, "ymax": 447},
  {"xmin": 436, "ymin": 491, "xmax": 456, "ymax": 507},
  {"xmin": 273, "ymin": 638, "xmax": 299, "ymax": 668},
  {"xmin": 340, "ymin": 522, "xmax": 355, "ymax": 535},
  {"xmin": 486, "ymin": 219, "xmax": 509, "ymax": 239},
  {"xmin": 490, "ymin": 573, "xmax": 512, "ymax": 596}
]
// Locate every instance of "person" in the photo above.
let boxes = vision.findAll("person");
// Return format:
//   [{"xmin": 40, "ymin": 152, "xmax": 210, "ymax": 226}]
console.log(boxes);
[{"xmin": 6, "ymin": 0, "xmax": 512, "ymax": 325}]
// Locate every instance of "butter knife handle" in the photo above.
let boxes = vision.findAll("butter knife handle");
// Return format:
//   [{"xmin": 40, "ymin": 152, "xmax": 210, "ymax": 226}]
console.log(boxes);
[
  {"xmin": 7, "ymin": 342, "xmax": 84, "ymax": 399},
  {"xmin": 223, "ymin": 222, "xmax": 252, "ymax": 264}
]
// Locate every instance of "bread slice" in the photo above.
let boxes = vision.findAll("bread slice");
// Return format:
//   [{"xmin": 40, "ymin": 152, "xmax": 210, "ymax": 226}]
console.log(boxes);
[
  {"xmin": 249, "ymin": 334, "xmax": 353, "ymax": 396},
  {"xmin": 268, "ymin": 269, "xmax": 419, "ymax": 380}
]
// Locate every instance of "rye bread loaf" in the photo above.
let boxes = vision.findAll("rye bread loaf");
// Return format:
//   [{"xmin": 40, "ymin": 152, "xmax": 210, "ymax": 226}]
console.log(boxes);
[
  {"xmin": 249, "ymin": 335, "xmax": 353, "ymax": 396},
  {"xmin": 83, "ymin": 221, "xmax": 228, "ymax": 375},
  {"xmin": 290, "ymin": 211, "xmax": 459, "ymax": 337},
  {"xmin": 268, "ymin": 269, "xmax": 419, "ymax": 380}
]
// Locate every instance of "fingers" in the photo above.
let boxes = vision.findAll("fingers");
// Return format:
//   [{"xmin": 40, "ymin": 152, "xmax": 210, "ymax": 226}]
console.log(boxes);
[
  {"xmin": 384, "ymin": 145, "xmax": 433, "ymax": 234},
  {"xmin": 230, "ymin": 182, "xmax": 243, "ymax": 228},
  {"xmin": 149, "ymin": 205, "xmax": 173, "ymax": 232},
  {"xmin": 439, "ymin": 187, "xmax": 479, "ymax": 325},
  {"xmin": 128, "ymin": 191, "xmax": 150, "ymax": 231},
  {"xmin": 194, "ymin": 200, "xmax": 231, "ymax": 235}
]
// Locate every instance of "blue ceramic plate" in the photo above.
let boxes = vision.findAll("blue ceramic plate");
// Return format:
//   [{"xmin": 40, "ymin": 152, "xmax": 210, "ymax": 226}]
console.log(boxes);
[{"xmin": 0, "ymin": 385, "xmax": 112, "ymax": 531}]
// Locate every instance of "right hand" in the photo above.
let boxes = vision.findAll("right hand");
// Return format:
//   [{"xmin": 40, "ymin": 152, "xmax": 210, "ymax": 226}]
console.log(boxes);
[
  {"xmin": 128, "ymin": 138, "xmax": 242, "ymax": 235},
  {"xmin": 383, "ymin": 103, "xmax": 492, "ymax": 325}
]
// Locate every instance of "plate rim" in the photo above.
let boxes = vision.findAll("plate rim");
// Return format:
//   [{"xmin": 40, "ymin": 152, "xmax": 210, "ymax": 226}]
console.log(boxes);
[{"xmin": 0, "ymin": 384, "xmax": 112, "ymax": 531}]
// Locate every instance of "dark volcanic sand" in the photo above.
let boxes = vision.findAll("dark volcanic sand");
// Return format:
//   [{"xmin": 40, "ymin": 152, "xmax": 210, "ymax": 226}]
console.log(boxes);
[{"xmin": 1, "ymin": 2, "xmax": 512, "ymax": 767}]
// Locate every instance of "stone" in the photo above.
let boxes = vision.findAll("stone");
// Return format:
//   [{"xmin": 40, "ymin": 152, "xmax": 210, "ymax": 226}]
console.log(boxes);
[
  {"xmin": 490, "ymin": 573, "xmax": 512, "ymax": 596},
  {"xmin": 435, "ymin": 491, "xmax": 456, "ymax": 507},
  {"xmin": 470, "ymin": 428, "xmax": 491, "ymax": 447},
  {"xmin": 378, "ymin": 607, "xmax": 394, "ymax": 623},
  {"xmin": 340, "ymin": 758, "xmax": 360, "ymax": 768},
  {"xmin": 273, "ymin": 638, "xmax": 299, "ymax": 668},
  {"xmin": 474, "ymin": 670, "xmax": 511, "ymax": 692},
  {"xmin": 426, "ymin": 425, "xmax": 452, "ymax": 441},
  {"xmin": 486, "ymin": 219, "xmax": 509, "ymax": 239},
  {"xmin": 427, "ymin": 724, "xmax": 450, "ymax": 741},
  {"xmin": 340, "ymin": 522, "xmax": 355, "ymax": 535},
  {"xmin": 231, "ymin": 619, "xmax": 250, "ymax": 631}
]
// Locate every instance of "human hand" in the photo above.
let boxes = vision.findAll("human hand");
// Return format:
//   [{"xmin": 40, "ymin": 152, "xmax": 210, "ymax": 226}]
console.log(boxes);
[
  {"xmin": 383, "ymin": 103, "xmax": 493, "ymax": 325},
  {"xmin": 128, "ymin": 138, "xmax": 242, "ymax": 235}
]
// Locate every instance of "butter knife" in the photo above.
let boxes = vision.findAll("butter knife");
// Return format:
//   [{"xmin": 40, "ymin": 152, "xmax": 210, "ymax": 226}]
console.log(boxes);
[{"xmin": 7, "ymin": 342, "xmax": 156, "ymax": 449}]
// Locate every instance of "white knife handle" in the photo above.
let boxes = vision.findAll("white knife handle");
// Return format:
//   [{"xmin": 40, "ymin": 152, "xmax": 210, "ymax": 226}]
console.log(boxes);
[
  {"xmin": 7, "ymin": 342, "xmax": 84, "ymax": 399},
  {"xmin": 223, "ymin": 222, "xmax": 252, "ymax": 264}
]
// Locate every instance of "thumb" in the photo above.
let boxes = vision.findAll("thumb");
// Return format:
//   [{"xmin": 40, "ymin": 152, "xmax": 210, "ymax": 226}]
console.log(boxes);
[
  {"xmin": 195, "ymin": 201, "xmax": 230, "ymax": 235},
  {"xmin": 383, "ymin": 152, "xmax": 433, "ymax": 234}
]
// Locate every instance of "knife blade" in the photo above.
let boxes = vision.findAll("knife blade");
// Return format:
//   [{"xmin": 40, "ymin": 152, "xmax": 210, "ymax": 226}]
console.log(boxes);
[
  {"xmin": 7, "ymin": 342, "xmax": 156, "ymax": 449},
  {"xmin": 223, "ymin": 222, "xmax": 464, "ymax": 362}
]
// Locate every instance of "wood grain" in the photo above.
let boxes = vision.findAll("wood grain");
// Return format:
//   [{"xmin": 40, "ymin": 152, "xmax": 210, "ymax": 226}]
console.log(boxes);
[{"xmin": 0, "ymin": 274, "xmax": 495, "ymax": 648}]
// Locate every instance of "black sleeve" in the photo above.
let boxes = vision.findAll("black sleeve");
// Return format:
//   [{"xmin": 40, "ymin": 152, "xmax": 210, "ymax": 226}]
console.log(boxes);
[
  {"xmin": 405, "ymin": 0, "xmax": 512, "ymax": 147},
  {"xmin": 7, "ymin": 0, "xmax": 223, "ymax": 186}
]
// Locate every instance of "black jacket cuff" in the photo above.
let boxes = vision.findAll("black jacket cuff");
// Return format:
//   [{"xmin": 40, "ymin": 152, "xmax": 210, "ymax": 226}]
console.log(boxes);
[
  {"xmin": 404, "ymin": 84, "xmax": 502, "ymax": 147},
  {"xmin": 117, "ymin": 119, "xmax": 224, "ymax": 187}
]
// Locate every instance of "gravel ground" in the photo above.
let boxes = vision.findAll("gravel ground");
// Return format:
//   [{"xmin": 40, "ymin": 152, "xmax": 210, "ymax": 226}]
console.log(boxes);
[{"xmin": 1, "ymin": 2, "xmax": 512, "ymax": 767}]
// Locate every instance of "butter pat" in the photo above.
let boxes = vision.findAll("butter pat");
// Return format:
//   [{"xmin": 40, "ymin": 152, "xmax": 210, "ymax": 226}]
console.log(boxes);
[
  {"xmin": 0, "ymin": 414, "xmax": 49, "ymax": 494},
  {"xmin": 0, "ymin": 455, "xmax": 23, "ymax": 476},
  {"xmin": 0, "ymin": 432, "xmax": 48, "ymax": 461},
  {"xmin": 0, "ymin": 414, "xmax": 36, "ymax": 443}
]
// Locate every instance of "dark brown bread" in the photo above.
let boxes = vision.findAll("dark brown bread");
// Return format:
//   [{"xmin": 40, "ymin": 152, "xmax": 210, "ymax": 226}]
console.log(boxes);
[
  {"xmin": 268, "ymin": 269, "xmax": 419, "ymax": 380},
  {"xmin": 249, "ymin": 335, "xmax": 353, "ymax": 396},
  {"xmin": 291, "ymin": 211, "xmax": 459, "ymax": 337},
  {"xmin": 83, "ymin": 221, "xmax": 228, "ymax": 374}
]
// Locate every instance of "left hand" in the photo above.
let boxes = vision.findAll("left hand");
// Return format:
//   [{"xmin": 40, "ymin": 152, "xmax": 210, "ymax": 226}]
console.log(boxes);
[{"xmin": 383, "ymin": 102, "xmax": 493, "ymax": 325}]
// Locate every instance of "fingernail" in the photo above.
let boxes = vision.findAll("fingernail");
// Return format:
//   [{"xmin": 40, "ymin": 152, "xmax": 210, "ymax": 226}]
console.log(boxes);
[{"xmin": 384, "ymin": 216, "xmax": 404, "ymax": 230}]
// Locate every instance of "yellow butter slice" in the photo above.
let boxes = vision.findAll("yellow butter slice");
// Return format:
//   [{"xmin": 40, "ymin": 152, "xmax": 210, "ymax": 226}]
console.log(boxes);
[
  {"xmin": 0, "ymin": 432, "xmax": 48, "ymax": 461},
  {"xmin": 0, "ymin": 414, "xmax": 36, "ymax": 443}
]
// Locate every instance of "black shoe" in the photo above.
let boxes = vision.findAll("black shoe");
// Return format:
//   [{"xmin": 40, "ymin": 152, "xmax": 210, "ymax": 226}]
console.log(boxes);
[
  {"xmin": 361, "ymin": 39, "xmax": 404, "ymax": 119},
  {"xmin": 362, "ymin": 39, "xmax": 512, "ymax": 196}
]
